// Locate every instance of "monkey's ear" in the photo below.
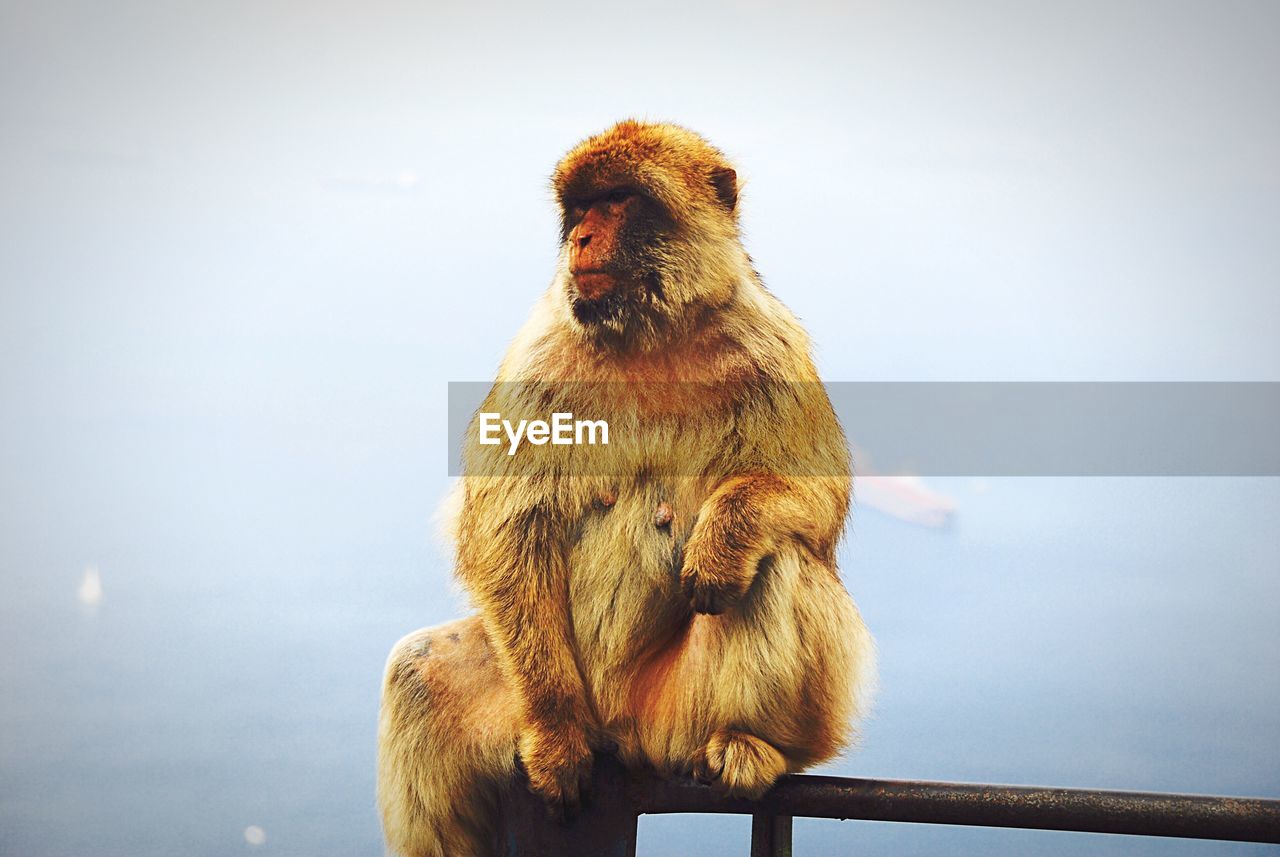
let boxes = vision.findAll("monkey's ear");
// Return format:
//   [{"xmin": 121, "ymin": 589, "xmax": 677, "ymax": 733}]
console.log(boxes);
[{"xmin": 710, "ymin": 167, "xmax": 737, "ymax": 212}]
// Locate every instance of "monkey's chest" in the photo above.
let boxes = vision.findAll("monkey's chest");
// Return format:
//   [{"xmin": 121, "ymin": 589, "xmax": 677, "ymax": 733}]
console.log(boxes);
[{"xmin": 566, "ymin": 476, "xmax": 705, "ymax": 674}]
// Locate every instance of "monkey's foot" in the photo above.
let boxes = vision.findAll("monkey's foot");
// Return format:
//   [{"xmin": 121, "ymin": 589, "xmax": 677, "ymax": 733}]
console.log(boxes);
[{"xmin": 691, "ymin": 730, "xmax": 786, "ymax": 799}]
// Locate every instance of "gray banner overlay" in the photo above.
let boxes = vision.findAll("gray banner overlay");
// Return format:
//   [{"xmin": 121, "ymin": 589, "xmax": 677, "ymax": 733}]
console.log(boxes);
[{"xmin": 447, "ymin": 382, "xmax": 1280, "ymax": 477}]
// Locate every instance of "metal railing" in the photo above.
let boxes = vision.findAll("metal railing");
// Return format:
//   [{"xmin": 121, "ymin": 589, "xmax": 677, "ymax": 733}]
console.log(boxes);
[{"xmin": 500, "ymin": 755, "xmax": 1280, "ymax": 856}]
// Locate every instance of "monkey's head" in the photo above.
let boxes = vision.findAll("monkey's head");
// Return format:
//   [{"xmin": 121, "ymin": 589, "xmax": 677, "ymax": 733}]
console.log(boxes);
[{"xmin": 552, "ymin": 121, "xmax": 746, "ymax": 346}]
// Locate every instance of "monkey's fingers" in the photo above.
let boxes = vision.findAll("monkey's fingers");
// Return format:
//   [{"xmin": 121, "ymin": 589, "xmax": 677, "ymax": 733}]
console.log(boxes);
[
  {"xmin": 546, "ymin": 782, "xmax": 578, "ymax": 823},
  {"xmin": 513, "ymin": 751, "xmax": 529, "ymax": 783},
  {"xmin": 679, "ymin": 534, "xmax": 762, "ymax": 614},
  {"xmin": 532, "ymin": 772, "xmax": 573, "ymax": 822},
  {"xmin": 685, "ymin": 581, "xmax": 730, "ymax": 614},
  {"xmin": 588, "ymin": 727, "xmax": 620, "ymax": 755},
  {"xmin": 519, "ymin": 722, "xmax": 596, "ymax": 818},
  {"xmin": 545, "ymin": 757, "xmax": 594, "ymax": 823},
  {"xmin": 680, "ymin": 566, "xmax": 750, "ymax": 615}
]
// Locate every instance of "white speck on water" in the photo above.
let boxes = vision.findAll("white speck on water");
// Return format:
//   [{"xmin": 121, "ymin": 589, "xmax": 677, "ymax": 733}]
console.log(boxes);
[{"xmin": 78, "ymin": 564, "xmax": 103, "ymax": 608}]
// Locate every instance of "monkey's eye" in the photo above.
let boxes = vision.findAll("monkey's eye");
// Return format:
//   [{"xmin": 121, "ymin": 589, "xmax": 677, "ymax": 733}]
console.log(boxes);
[{"xmin": 601, "ymin": 189, "xmax": 633, "ymax": 204}]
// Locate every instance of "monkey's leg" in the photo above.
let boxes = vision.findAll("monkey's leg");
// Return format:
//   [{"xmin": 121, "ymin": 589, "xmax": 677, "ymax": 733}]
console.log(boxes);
[
  {"xmin": 377, "ymin": 616, "xmax": 518, "ymax": 857},
  {"xmin": 690, "ymin": 549, "xmax": 875, "ymax": 799},
  {"xmin": 456, "ymin": 488, "xmax": 598, "ymax": 817}
]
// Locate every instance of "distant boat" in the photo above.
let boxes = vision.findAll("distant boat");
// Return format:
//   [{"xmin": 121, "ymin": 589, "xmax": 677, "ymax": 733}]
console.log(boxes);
[{"xmin": 857, "ymin": 476, "xmax": 956, "ymax": 528}]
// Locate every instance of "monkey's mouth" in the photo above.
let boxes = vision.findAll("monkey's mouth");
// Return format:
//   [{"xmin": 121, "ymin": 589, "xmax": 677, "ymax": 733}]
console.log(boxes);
[
  {"xmin": 570, "ymin": 269, "xmax": 630, "ymax": 325},
  {"xmin": 570, "ymin": 268, "xmax": 663, "ymax": 327},
  {"xmin": 571, "ymin": 270, "xmax": 622, "ymax": 302},
  {"xmin": 571, "ymin": 291, "xmax": 626, "ymax": 325}
]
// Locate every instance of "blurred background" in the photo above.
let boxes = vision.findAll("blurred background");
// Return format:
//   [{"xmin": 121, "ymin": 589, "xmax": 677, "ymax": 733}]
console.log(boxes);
[{"xmin": 1, "ymin": 1, "xmax": 1277, "ymax": 855}]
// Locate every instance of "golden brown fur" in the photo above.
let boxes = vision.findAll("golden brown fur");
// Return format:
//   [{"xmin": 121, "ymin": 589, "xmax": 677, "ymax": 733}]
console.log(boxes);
[{"xmin": 378, "ymin": 120, "xmax": 875, "ymax": 857}]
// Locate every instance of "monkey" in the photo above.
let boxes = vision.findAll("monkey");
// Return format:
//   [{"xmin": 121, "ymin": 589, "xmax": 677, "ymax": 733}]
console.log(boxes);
[{"xmin": 377, "ymin": 120, "xmax": 876, "ymax": 857}]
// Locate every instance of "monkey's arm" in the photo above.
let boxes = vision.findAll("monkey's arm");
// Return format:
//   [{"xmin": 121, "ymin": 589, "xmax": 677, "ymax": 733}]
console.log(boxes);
[
  {"xmin": 681, "ymin": 384, "xmax": 851, "ymax": 613},
  {"xmin": 455, "ymin": 482, "xmax": 598, "ymax": 814},
  {"xmin": 680, "ymin": 473, "xmax": 848, "ymax": 614}
]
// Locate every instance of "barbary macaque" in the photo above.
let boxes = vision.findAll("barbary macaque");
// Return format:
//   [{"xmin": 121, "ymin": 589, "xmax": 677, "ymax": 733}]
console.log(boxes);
[{"xmin": 378, "ymin": 120, "xmax": 875, "ymax": 857}]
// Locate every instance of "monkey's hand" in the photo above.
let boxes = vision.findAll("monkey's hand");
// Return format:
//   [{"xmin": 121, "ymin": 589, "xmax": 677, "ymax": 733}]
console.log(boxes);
[
  {"xmin": 679, "ymin": 507, "xmax": 767, "ymax": 615},
  {"xmin": 518, "ymin": 723, "xmax": 595, "ymax": 821}
]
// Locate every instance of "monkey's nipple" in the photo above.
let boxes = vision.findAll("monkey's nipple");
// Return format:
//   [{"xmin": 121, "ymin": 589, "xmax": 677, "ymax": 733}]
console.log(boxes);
[
  {"xmin": 594, "ymin": 490, "xmax": 617, "ymax": 510},
  {"xmin": 654, "ymin": 501, "xmax": 673, "ymax": 529}
]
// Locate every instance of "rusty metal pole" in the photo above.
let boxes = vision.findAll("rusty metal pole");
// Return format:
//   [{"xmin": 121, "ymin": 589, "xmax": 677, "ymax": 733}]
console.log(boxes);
[
  {"xmin": 639, "ymin": 774, "xmax": 1280, "ymax": 844},
  {"xmin": 500, "ymin": 765, "xmax": 1280, "ymax": 853},
  {"xmin": 500, "ymin": 754, "xmax": 638, "ymax": 857},
  {"xmin": 750, "ymin": 812, "xmax": 793, "ymax": 857}
]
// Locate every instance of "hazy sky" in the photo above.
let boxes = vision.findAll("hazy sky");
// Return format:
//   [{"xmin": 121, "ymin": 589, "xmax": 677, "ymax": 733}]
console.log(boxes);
[
  {"xmin": 4, "ymin": 0, "xmax": 1277, "ymax": 542},
  {"xmin": 3, "ymin": 0, "xmax": 1278, "ymax": 397}
]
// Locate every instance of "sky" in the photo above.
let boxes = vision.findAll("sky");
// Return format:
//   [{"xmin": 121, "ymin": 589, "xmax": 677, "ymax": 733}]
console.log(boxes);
[{"xmin": 1, "ymin": 1, "xmax": 1277, "ymax": 855}]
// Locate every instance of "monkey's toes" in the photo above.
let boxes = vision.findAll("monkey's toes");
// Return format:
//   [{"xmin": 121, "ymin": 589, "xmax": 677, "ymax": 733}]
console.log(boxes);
[
  {"xmin": 700, "ymin": 731, "xmax": 785, "ymax": 800},
  {"xmin": 690, "ymin": 744, "xmax": 723, "ymax": 785}
]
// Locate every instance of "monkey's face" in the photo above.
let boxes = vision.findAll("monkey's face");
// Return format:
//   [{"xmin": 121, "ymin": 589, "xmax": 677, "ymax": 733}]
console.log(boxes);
[
  {"xmin": 552, "ymin": 121, "xmax": 745, "ymax": 343},
  {"xmin": 562, "ymin": 187, "xmax": 672, "ymax": 327}
]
